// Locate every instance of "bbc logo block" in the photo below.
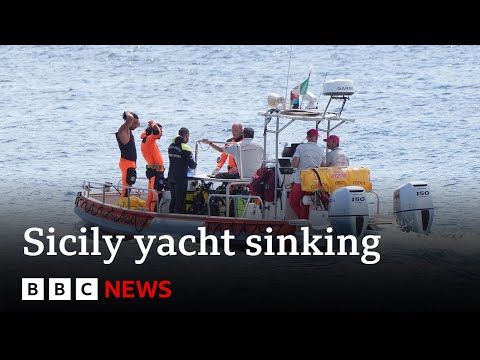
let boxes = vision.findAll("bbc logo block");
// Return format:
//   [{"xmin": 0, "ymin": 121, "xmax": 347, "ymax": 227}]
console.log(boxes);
[
  {"xmin": 22, "ymin": 278, "xmax": 44, "ymax": 300},
  {"xmin": 76, "ymin": 278, "xmax": 98, "ymax": 300},
  {"xmin": 49, "ymin": 278, "xmax": 71, "ymax": 300},
  {"xmin": 22, "ymin": 278, "xmax": 98, "ymax": 300}
]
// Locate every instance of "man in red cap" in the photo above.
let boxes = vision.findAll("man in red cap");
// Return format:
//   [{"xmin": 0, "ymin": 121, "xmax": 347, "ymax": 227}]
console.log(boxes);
[
  {"xmin": 321, "ymin": 134, "xmax": 349, "ymax": 167},
  {"xmin": 289, "ymin": 128, "xmax": 325, "ymax": 219}
]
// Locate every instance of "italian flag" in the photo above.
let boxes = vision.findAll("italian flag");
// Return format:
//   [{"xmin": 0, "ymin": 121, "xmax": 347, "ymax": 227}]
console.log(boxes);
[
  {"xmin": 299, "ymin": 76, "xmax": 309, "ymax": 95},
  {"xmin": 290, "ymin": 75, "xmax": 310, "ymax": 105}
]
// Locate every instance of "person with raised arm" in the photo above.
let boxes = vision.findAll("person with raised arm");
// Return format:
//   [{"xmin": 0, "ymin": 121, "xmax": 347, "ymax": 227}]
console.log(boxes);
[
  {"xmin": 116, "ymin": 111, "xmax": 140, "ymax": 198},
  {"xmin": 140, "ymin": 120, "xmax": 165, "ymax": 212}
]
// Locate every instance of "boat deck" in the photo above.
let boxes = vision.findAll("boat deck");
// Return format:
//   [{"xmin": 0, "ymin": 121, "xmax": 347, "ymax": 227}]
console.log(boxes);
[{"xmin": 90, "ymin": 190, "xmax": 145, "ymax": 206}]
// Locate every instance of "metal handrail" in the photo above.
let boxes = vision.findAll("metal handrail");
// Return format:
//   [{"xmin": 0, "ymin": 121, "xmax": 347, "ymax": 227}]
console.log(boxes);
[
  {"xmin": 225, "ymin": 180, "xmax": 252, "ymax": 217},
  {"xmin": 82, "ymin": 180, "xmax": 160, "ymax": 213}
]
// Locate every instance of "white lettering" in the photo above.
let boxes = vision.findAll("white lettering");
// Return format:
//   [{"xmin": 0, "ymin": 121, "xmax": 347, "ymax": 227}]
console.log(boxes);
[
  {"xmin": 198, "ymin": 227, "xmax": 220, "ymax": 255},
  {"xmin": 23, "ymin": 227, "xmax": 44, "ymax": 256},
  {"xmin": 90, "ymin": 227, "xmax": 101, "ymax": 256},
  {"xmin": 134, "ymin": 235, "xmax": 154, "ymax": 265},
  {"xmin": 179, "ymin": 235, "xmax": 196, "ymax": 256},
  {"xmin": 246, "ymin": 235, "xmax": 262, "ymax": 256},
  {"xmin": 361, "ymin": 235, "xmax": 380, "ymax": 264},
  {"xmin": 337, "ymin": 235, "xmax": 360, "ymax": 255},
  {"xmin": 264, "ymin": 227, "xmax": 275, "ymax": 255},
  {"xmin": 221, "ymin": 229, "xmax": 235, "ymax": 256},
  {"xmin": 324, "ymin": 227, "xmax": 336, "ymax": 255},
  {"xmin": 46, "ymin": 227, "xmax": 57, "ymax": 255},
  {"xmin": 157, "ymin": 235, "xmax": 176, "ymax": 256},
  {"xmin": 300, "ymin": 227, "xmax": 323, "ymax": 255},
  {"xmin": 103, "ymin": 235, "xmax": 124, "ymax": 265},
  {"xmin": 59, "ymin": 235, "xmax": 77, "ymax": 256},
  {"xmin": 277, "ymin": 235, "xmax": 299, "ymax": 255}
]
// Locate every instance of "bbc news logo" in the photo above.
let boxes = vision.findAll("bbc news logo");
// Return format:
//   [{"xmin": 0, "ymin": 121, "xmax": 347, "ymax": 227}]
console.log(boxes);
[
  {"xmin": 22, "ymin": 278, "xmax": 98, "ymax": 300},
  {"xmin": 22, "ymin": 278, "xmax": 172, "ymax": 300}
]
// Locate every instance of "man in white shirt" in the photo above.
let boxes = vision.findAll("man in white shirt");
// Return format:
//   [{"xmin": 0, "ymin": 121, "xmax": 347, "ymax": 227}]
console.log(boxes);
[
  {"xmin": 321, "ymin": 134, "xmax": 349, "ymax": 167},
  {"xmin": 202, "ymin": 127, "xmax": 264, "ymax": 179},
  {"xmin": 289, "ymin": 129, "xmax": 325, "ymax": 219}
]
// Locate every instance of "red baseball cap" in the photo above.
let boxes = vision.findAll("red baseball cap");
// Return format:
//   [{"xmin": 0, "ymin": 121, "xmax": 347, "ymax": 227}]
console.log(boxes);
[
  {"xmin": 307, "ymin": 129, "xmax": 319, "ymax": 137},
  {"xmin": 323, "ymin": 135, "xmax": 340, "ymax": 143}
]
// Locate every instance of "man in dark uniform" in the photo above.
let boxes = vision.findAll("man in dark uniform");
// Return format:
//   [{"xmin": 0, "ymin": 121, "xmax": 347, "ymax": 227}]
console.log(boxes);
[
  {"xmin": 116, "ymin": 111, "xmax": 140, "ymax": 198},
  {"xmin": 167, "ymin": 127, "xmax": 197, "ymax": 213}
]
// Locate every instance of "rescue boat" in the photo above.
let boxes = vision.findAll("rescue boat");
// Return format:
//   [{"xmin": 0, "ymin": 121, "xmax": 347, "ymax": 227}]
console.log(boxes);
[{"xmin": 74, "ymin": 79, "xmax": 434, "ymax": 240}]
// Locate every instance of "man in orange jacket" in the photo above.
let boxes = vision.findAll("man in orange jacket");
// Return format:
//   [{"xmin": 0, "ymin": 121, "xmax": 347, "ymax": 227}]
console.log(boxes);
[
  {"xmin": 140, "ymin": 121, "xmax": 165, "ymax": 212},
  {"xmin": 210, "ymin": 122, "xmax": 243, "ymax": 176}
]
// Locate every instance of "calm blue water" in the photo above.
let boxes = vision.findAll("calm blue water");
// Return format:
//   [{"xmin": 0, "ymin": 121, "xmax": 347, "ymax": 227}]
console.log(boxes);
[{"xmin": 1, "ymin": 45, "xmax": 479, "ymax": 310}]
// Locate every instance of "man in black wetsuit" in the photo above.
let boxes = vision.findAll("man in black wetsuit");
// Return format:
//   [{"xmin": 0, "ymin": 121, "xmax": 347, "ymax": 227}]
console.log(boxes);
[{"xmin": 115, "ymin": 111, "xmax": 140, "ymax": 197}]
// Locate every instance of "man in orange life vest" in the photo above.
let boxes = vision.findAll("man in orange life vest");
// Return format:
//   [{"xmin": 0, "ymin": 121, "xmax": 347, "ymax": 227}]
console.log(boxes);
[
  {"xmin": 210, "ymin": 122, "xmax": 243, "ymax": 176},
  {"xmin": 140, "ymin": 120, "xmax": 165, "ymax": 212},
  {"xmin": 116, "ymin": 111, "xmax": 140, "ymax": 198}
]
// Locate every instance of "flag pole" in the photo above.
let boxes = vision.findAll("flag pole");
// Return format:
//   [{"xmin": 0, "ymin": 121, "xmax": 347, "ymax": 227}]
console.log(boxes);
[
  {"xmin": 299, "ymin": 68, "xmax": 312, "ymax": 109},
  {"xmin": 284, "ymin": 45, "xmax": 293, "ymax": 110}
]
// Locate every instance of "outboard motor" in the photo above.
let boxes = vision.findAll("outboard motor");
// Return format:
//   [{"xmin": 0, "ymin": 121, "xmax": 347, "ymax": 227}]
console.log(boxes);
[
  {"xmin": 329, "ymin": 186, "xmax": 369, "ymax": 238},
  {"xmin": 393, "ymin": 181, "xmax": 434, "ymax": 234}
]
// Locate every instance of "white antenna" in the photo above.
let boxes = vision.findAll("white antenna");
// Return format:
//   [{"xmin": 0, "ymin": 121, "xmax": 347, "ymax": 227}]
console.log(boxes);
[
  {"xmin": 316, "ymin": 72, "xmax": 328, "ymax": 108},
  {"xmin": 283, "ymin": 45, "xmax": 293, "ymax": 110}
]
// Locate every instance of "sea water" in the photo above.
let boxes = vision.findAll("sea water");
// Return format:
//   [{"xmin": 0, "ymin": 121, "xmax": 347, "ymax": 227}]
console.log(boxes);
[{"xmin": 1, "ymin": 45, "xmax": 479, "ymax": 311}]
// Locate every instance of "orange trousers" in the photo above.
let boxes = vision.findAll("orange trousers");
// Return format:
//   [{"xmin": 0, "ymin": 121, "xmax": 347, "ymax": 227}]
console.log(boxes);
[
  {"xmin": 146, "ymin": 173, "xmax": 162, "ymax": 212},
  {"xmin": 119, "ymin": 158, "xmax": 136, "ymax": 198}
]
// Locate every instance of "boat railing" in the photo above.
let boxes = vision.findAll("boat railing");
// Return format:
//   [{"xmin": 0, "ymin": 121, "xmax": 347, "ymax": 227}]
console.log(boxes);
[
  {"xmin": 207, "ymin": 193, "xmax": 264, "ymax": 219},
  {"xmin": 225, "ymin": 180, "xmax": 253, "ymax": 217},
  {"xmin": 82, "ymin": 180, "xmax": 160, "ymax": 212}
]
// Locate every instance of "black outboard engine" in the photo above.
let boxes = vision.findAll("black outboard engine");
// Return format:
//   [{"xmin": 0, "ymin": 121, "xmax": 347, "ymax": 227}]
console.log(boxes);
[
  {"xmin": 329, "ymin": 186, "xmax": 369, "ymax": 238},
  {"xmin": 393, "ymin": 181, "xmax": 434, "ymax": 234}
]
